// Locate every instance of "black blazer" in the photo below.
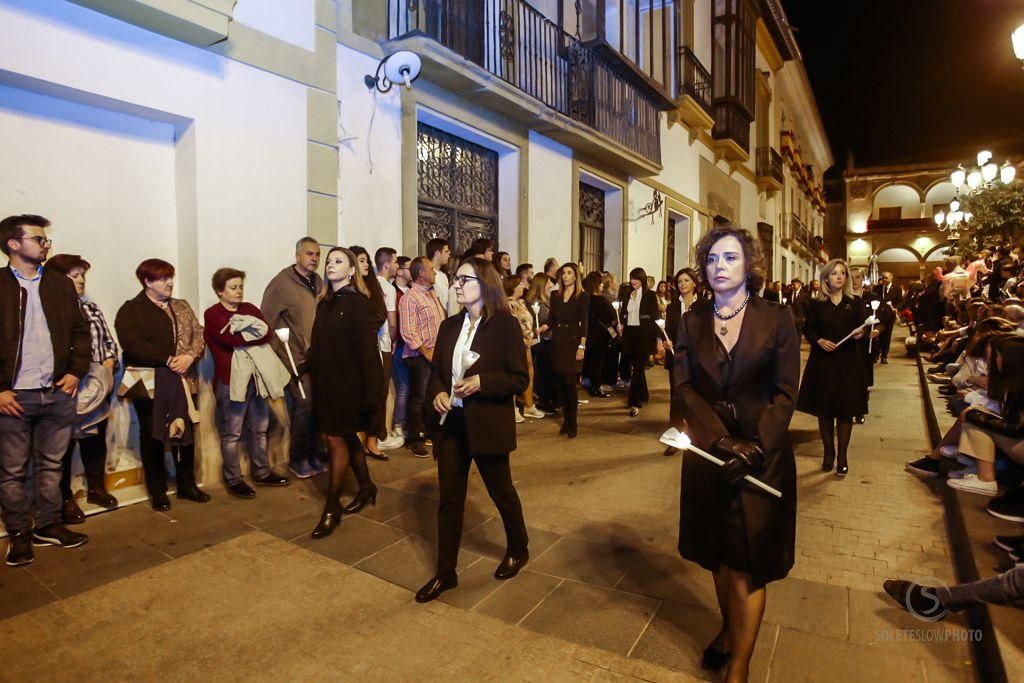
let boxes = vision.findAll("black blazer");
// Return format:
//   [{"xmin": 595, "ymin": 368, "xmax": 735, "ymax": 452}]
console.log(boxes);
[
  {"xmin": 872, "ymin": 283, "xmax": 902, "ymax": 322},
  {"xmin": 672, "ymin": 296, "xmax": 800, "ymax": 587},
  {"xmin": 549, "ymin": 292, "xmax": 589, "ymax": 374},
  {"xmin": 790, "ymin": 287, "xmax": 812, "ymax": 325},
  {"xmin": 586, "ymin": 294, "xmax": 617, "ymax": 349},
  {"xmin": 426, "ymin": 311, "xmax": 529, "ymax": 455},
  {"xmin": 618, "ymin": 289, "xmax": 660, "ymax": 356}
]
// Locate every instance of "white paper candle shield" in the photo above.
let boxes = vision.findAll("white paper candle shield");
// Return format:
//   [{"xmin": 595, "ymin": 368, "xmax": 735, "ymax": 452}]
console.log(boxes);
[{"xmin": 275, "ymin": 328, "xmax": 305, "ymax": 399}]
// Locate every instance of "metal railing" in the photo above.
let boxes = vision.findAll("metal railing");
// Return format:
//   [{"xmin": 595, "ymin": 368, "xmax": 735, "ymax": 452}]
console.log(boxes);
[
  {"xmin": 711, "ymin": 101, "xmax": 751, "ymax": 152},
  {"xmin": 756, "ymin": 147, "xmax": 784, "ymax": 184},
  {"xmin": 786, "ymin": 213, "xmax": 811, "ymax": 248},
  {"xmin": 389, "ymin": 0, "xmax": 660, "ymax": 163},
  {"xmin": 676, "ymin": 46, "xmax": 712, "ymax": 114}
]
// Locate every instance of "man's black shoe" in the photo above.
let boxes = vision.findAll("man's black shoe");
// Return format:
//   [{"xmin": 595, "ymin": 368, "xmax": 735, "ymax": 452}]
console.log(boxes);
[
  {"xmin": 408, "ymin": 440, "xmax": 428, "ymax": 457},
  {"xmin": 228, "ymin": 481, "xmax": 256, "ymax": 499},
  {"xmin": 177, "ymin": 486, "xmax": 211, "ymax": 503},
  {"xmin": 87, "ymin": 488, "xmax": 118, "ymax": 509},
  {"xmin": 495, "ymin": 552, "xmax": 528, "ymax": 580},
  {"xmin": 883, "ymin": 579, "xmax": 948, "ymax": 621},
  {"xmin": 32, "ymin": 524, "xmax": 88, "ymax": 549},
  {"xmin": 253, "ymin": 473, "xmax": 290, "ymax": 486},
  {"xmin": 151, "ymin": 492, "xmax": 171, "ymax": 511},
  {"xmin": 5, "ymin": 531, "xmax": 33, "ymax": 566},
  {"xmin": 61, "ymin": 498, "xmax": 86, "ymax": 525}
]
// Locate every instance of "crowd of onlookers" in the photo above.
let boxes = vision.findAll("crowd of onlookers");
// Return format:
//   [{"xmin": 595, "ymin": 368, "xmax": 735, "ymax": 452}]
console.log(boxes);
[{"xmin": 887, "ymin": 246, "xmax": 1024, "ymax": 618}]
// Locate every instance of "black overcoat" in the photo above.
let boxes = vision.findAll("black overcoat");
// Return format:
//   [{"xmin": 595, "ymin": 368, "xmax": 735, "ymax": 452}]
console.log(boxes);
[
  {"xmin": 307, "ymin": 286, "xmax": 383, "ymax": 436},
  {"xmin": 549, "ymin": 293, "xmax": 589, "ymax": 374},
  {"xmin": 672, "ymin": 296, "xmax": 800, "ymax": 588},
  {"xmin": 426, "ymin": 311, "xmax": 529, "ymax": 456},
  {"xmin": 796, "ymin": 296, "xmax": 870, "ymax": 418}
]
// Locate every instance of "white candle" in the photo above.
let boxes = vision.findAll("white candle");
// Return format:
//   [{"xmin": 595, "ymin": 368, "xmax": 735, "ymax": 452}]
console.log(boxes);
[{"xmin": 659, "ymin": 428, "xmax": 782, "ymax": 498}]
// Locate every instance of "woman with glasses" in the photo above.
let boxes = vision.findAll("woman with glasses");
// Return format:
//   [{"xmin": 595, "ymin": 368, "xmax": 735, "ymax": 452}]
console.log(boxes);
[
  {"xmin": 549, "ymin": 263, "xmax": 588, "ymax": 438},
  {"xmin": 415, "ymin": 258, "xmax": 530, "ymax": 603}
]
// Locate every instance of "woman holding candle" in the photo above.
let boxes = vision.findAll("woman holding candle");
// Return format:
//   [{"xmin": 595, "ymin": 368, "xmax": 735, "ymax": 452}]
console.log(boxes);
[
  {"xmin": 797, "ymin": 258, "xmax": 870, "ymax": 477},
  {"xmin": 663, "ymin": 268, "xmax": 702, "ymax": 456},
  {"xmin": 671, "ymin": 226, "xmax": 799, "ymax": 682},
  {"xmin": 416, "ymin": 257, "xmax": 530, "ymax": 603},
  {"xmin": 618, "ymin": 267, "xmax": 662, "ymax": 417},
  {"xmin": 306, "ymin": 247, "xmax": 383, "ymax": 539}
]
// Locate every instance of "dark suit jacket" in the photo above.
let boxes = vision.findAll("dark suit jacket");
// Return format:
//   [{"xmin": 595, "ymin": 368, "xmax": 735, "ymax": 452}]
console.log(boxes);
[
  {"xmin": 549, "ymin": 293, "xmax": 589, "ymax": 374},
  {"xmin": 872, "ymin": 283, "xmax": 902, "ymax": 322},
  {"xmin": 790, "ymin": 287, "xmax": 811, "ymax": 326},
  {"xmin": 671, "ymin": 296, "xmax": 800, "ymax": 587},
  {"xmin": 618, "ymin": 288, "xmax": 660, "ymax": 356},
  {"xmin": 426, "ymin": 311, "xmax": 529, "ymax": 455}
]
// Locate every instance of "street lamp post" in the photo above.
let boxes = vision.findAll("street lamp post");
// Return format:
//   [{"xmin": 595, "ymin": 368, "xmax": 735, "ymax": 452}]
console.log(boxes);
[{"xmin": 933, "ymin": 151, "xmax": 1016, "ymax": 245}]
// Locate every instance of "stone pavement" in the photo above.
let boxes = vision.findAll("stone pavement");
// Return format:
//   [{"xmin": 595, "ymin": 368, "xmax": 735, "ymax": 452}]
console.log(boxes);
[{"xmin": 0, "ymin": 338, "xmax": 979, "ymax": 682}]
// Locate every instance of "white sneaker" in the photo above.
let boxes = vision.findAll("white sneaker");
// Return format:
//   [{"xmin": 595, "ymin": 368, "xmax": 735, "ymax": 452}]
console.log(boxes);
[
  {"xmin": 946, "ymin": 474, "xmax": 998, "ymax": 496},
  {"xmin": 522, "ymin": 406, "xmax": 545, "ymax": 419},
  {"xmin": 378, "ymin": 433, "xmax": 405, "ymax": 450},
  {"xmin": 391, "ymin": 426, "xmax": 405, "ymax": 440},
  {"xmin": 515, "ymin": 408, "xmax": 525, "ymax": 423},
  {"xmin": 948, "ymin": 464, "xmax": 978, "ymax": 479}
]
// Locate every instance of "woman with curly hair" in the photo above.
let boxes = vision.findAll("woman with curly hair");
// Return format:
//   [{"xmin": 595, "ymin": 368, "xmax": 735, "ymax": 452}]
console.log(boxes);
[{"xmin": 671, "ymin": 225, "xmax": 799, "ymax": 682}]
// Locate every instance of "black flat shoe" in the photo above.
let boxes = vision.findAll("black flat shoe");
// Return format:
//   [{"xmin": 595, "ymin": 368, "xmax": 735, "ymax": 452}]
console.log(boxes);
[
  {"xmin": 343, "ymin": 484, "xmax": 378, "ymax": 514},
  {"xmin": 311, "ymin": 506, "xmax": 342, "ymax": 539},
  {"xmin": 415, "ymin": 575, "xmax": 458, "ymax": 603},
  {"xmin": 566, "ymin": 428, "xmax": 577, "ymax": 439},
  {"xmin": 495, "ymin": 552, "xmax": 529, "ymax": 580},
  {"xmin": 177, "ymin": 486, "xmax": 211, "ymax": 503},
  {"xmin": 628, "ymin": 407, "xmax": 640, "ymax": 417},
  {"xmin": 701, "ymin": 641, "xmax": 730, "ymax": 670},
  {"xmin": 366, "ymin": 449, "xmax": 390, "ymax": 461},
  {"xmin": 61, "ymin": 498, "xmax": 86, "ymax": 525},
  {"xmin": 253, "ymin": 473, "xmax": 289, "ymax": 486},
  {"xmin": 836, "ymin": 463, "xmax": 849, "ymax": 477},
  {"xmin": 87, "ymin": 488, "xmax": 118, "ymax": 509},
  {"xmin": 151, "ymin": 493, "xmax": 171, "ymax": 512},
  {"xmin": 227, "ymin": 481, "xmax": 256, "ymax": 499}
]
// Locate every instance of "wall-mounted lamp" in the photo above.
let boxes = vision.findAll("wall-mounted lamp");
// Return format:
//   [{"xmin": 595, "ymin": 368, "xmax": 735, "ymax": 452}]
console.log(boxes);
[
  {"xmin": 364, "ymin": 50, "xmax": 423, "ymax": 93},
  {"xmin": 631, "ymin": 189, "xmax": 664, "ymax": 224}
]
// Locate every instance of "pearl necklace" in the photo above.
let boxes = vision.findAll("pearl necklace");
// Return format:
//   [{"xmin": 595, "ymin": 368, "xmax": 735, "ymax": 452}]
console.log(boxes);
[{"xmin": 713, "ymin": 292, "xmax": 751, "ymax": 336}]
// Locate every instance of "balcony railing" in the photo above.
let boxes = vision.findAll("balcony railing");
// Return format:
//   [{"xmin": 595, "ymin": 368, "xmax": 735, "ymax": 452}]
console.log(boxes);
[
  {"xmin": 388, "ymin": 0, "xmax": 660, "ymax": 164},
  {"xmin": 756, "ymin": 147, "xmax": 784, "ymax": 185},
  {"xmin": 676, "ymin": 46, "xmax": 712, "ymax": 114},
  {"xmin": 785, "ymin": 213, "xmax": 811, "ymax": 248},
  {"xmin": 866, "ymin": 217, "xmax": 935, "ymax": 231},
  {"xmin": 711, "ymin": 101, "xmax": 751, "ymax": 153}
]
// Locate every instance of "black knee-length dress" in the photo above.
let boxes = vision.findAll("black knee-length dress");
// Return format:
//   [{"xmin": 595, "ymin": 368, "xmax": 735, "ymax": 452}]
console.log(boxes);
[{"xmin": 796, "ymin": 295, "xmax": 870, "ymax": 419}]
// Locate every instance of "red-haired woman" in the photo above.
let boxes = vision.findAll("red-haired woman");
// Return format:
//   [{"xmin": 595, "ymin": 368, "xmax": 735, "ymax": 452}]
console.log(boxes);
[{"xmin": 115, "ymin": 259, "xmax": 207, "ymax": 511}]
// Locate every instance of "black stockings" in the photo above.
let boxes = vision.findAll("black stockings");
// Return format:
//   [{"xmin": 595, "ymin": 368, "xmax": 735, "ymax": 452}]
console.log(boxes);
[
  {"xmin": 324, "ymin": 434, "xmax": 373, "ymax": 511},
  {"xmin": 818, "ymin": 417, "xmax": 854, "ymax": 468}
]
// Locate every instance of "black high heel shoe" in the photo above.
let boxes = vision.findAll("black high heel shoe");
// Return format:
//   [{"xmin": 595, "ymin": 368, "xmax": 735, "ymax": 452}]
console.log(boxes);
[
  {"xmin": 343, "ymin": 484, "xmax": 378, "ymax": 514},
  {"xmin": 822, "ymin": 455, "xmax": 835, "ymax": 472},
  {"xmin": 311, "ymin": 503, "xmax": 342, "ymax": 539},
  {"xmin": 836, "ymin": 460, "xmax": 849, "ymax": 478},
  {"xmin": 701, "ymin": 631, "xmax": 730, "ymax": 670}
]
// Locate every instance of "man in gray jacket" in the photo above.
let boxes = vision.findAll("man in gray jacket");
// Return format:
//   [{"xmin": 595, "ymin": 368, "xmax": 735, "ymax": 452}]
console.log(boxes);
[{"xmin": 261, "ymin": 237, "xmax": 325, "ymax": 478}]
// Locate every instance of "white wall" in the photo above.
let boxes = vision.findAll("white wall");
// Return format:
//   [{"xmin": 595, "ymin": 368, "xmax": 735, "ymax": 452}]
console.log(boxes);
[
  {"xmin": 626, "ymin": 181, "xmax": 664, "ymax": 278},
  {"xmin": 0, "ymin": 85, "xmax": 178, "ymax": 320},
  {"xmin": 0, "ymin": 0, "xmax": 307, "ymax": 313},
  {"xmin": 527, "ymin": 131, "xmax": 573, "ymax": 265},
  {"xmin": 337, "ymin": 42, "xmax": 404, "ymax": 251},
  {"xmin": 873, "ymin": 184, "xmax": 921, "ymax": 219},
  {"xmin": 233, "ymin": 0, "xmax": 316, "ymax": 51}
]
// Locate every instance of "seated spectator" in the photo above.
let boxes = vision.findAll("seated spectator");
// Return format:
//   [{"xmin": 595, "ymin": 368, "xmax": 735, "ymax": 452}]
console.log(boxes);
[
  {"xmin": 115, "ymin": 259, "xmax": 208, "ymax": 512},
  {"xmin": 46, "ymin": 253, "xmax": 121, "ymax": 522},
  {"xmin": 204, "ymin": 268, "xmax": 291, "ymax": 499},
  {"xmin": 883, "ymin": 566, "xmax": 1024, "ymax": 620}
]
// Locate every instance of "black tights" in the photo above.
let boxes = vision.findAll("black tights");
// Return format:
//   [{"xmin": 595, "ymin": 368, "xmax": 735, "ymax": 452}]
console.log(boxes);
[
  {"xmin": 818, "ymin": 416, "xmax": 854, "ymax": 467},
  {"xmin": 324, "ymin": 434, "xmax": 373, "ymax": 512}
]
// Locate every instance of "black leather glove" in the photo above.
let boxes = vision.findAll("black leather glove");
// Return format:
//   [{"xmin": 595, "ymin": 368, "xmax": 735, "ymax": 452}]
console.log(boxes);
[
  {"xmin": 712, "ymin": 437, "xmax": 766, "ymax": 486},
  {"xmin": 964, "ymin": 409, "xmax": 1024, "ymax": 438}
]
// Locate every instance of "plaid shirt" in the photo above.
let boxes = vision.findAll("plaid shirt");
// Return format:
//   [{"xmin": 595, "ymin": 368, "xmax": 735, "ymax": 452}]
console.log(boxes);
[
  {"xmin": 399, "ymin": 283, "xmax": 444, "ymax": 359},
  {"xmin": 80, "ymin": 298, "xmax": 120, "ymax": 367}
]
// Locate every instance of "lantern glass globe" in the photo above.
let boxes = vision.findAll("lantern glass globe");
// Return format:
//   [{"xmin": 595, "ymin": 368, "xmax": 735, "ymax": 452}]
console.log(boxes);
[
  {"xmin": 977, "ymin": 150, "xmax": 993, "ymax": 167},
  {"xmin": 1001, "ymin": 162, "xmax": 1016, "ymax": 185},
  {"xmin": 1013, "ymin": 24, "xmax": 1024, "ymax": 60},
  {"xmin": 949, "ymin": 199, "xmax": 960, "ymax": 212},
  {"xmin": 982, "ymin": 162, "xmax": 998, "ymax": 183},
  {"xmin": 951, "ymin": 167, "xmax": 966, "ymax": 187},
  {"xmin": 967, "ymin": 170, "xmax": 983, "ymax": 190},
  {"xmin": 935, "ymin": 211, "xmax": 945, "ymax": 226}
]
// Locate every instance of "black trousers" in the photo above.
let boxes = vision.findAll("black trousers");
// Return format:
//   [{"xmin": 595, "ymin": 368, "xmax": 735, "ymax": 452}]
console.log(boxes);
[
  {"xmin": 557, "ymin": 373, "xmax": 578, "ymax": 429},
  {"xmin": 378, "ymin": 351, "xmax": 392, "ymax": 439},
  {"xmin": 876, "ymin": 319, "xmax": 895, "ymax": 360},
  {"xmin": 532, "ymin": 340, "xmax": 553, "ymax": 405},
  {"xmin": 436, "ymin": 410, "xmax": 528, "ymax": 578},
  {"xmin": 60, "ymin": 419, "xmax": 109, "ymax": 499},
  {"xmin": 406, "ymin": 355, "xmax": 432, "ymax": 443},
  {"xmin": 623, "ymin": 327, "xmax": 649, "ymax": 407},
  {"xmin": 584, "ymin": 343, "xmax": 607, "ymax": 393},
  {"xmin": 133, "ymin": 399, "xmax": 197, "ymax": 496}
]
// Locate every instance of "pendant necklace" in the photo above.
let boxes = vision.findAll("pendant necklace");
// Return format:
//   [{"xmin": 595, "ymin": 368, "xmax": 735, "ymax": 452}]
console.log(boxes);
[{"xmin": 713, "ymin": 292, "xmax": 751, "ymax": 336}]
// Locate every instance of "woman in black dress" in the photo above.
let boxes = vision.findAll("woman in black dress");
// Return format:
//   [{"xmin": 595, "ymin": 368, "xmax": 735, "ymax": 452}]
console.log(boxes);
[
  {"xmin": 416, "ymin": 257, "xmax": 530, "ymax": 603},
  {"xmin": 549, "ymin": 263, "xmax": 588, "ymax": 438},
  {"xmin": 306, "ymin": 247, "xmax": 383, "ymax": 539},
  {"xmin": 583, "ymin": 271, "xmax": 616, "ymax": 398},
  {"xmin": 672, "ymin": 226, "xmax": 800, "ymax": 682},
  {"xmin": 797, "ymin": 258, "xmax": 869, "ymax": 477},
  {"xmin": 618, "ymin": 267, "xmax": 662, "ymax": 417}
]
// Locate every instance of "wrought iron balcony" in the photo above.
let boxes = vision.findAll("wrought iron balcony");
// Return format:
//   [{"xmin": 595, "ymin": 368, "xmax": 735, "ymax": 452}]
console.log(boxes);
[
  {"xmin": 388, "ymin": 0, "xmax": 661, "ymax": 165},
  {"xmin": 756, "ymin": 147, "xmax": 784, "ymax": 192},
  {"xmin": 711, "ymin": 101, "xmax": 751, "ymax": 160},
  {"xmin": 676, "ymin": 47, "xmax": 712, "ymax": 115},
  {"xmin": 783, "ymin": 213, "xmax": 812, "ymax": 250}
]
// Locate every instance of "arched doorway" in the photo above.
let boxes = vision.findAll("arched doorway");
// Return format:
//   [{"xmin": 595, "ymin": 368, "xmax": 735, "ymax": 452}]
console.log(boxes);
[{"xmin": 875, "ymin": 246, "xmax": 922, "ymax": 284}]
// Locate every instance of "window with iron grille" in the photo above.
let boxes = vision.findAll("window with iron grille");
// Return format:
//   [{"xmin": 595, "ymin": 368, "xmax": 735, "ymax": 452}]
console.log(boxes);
[
  {"xmin": 416, "ymin": 123, "xmax": 499, "ymax": 255},
  {"xmin": 579, "ymin": 182, "xmax": 606, "ymax": 274}
]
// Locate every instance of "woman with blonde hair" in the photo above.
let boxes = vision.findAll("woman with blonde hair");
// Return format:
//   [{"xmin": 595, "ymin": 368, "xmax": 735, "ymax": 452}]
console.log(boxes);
[
  {"xmin": 797, "ymin": 258, "xmax": 870, "ymax": 477},
  {"xmin": 306, "ymin": 247, "xmax": 382, "ymax": 538}
]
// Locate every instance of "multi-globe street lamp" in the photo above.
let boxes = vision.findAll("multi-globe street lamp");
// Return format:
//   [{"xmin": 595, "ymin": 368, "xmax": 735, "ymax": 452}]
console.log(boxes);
[{"xmin": 934, "ymin": 151, "xmax": 1016, "ymax": 242}]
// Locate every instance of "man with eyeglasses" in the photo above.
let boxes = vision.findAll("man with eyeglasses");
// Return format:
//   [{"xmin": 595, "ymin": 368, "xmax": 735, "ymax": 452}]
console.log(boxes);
[
  {"xmin": 0, "ymin": 214, "xmax": 92, "ymax": 566},
  {"xmin": 399, "ymin": 256, "xmax": 444, "ymax": 457}
]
